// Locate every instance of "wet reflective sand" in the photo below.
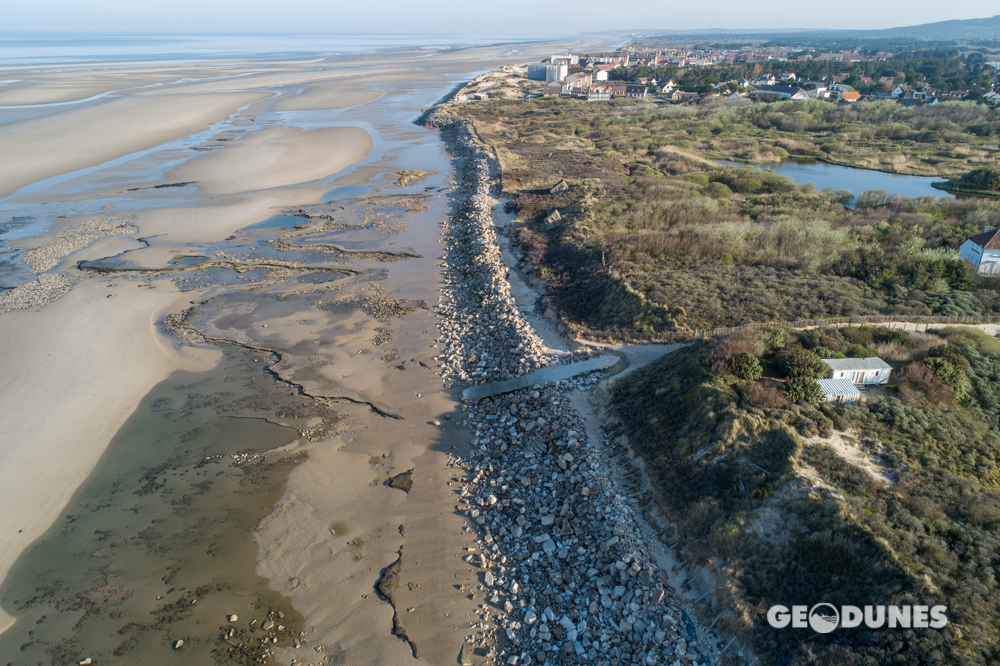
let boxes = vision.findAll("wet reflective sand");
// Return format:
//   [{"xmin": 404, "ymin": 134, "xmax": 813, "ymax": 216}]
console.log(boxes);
[{"xmin": 0, "ymin": 347, "xmax": 330, "ymax": 664}]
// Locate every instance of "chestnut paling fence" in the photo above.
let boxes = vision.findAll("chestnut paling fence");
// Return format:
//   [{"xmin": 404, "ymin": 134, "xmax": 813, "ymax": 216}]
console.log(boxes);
[{"xmin": 581, "ymin": 314, "xmax": 1000, "ymax": 344}]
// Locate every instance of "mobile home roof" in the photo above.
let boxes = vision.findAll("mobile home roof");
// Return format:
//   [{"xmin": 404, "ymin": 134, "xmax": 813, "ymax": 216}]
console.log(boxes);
[
  {"xmin": 818, "ymin": 378, "xmax": 861, "ymax": 395},
  {"xmin": 822, "ymin": 357, "xmax": 892, "ymax": 372}
]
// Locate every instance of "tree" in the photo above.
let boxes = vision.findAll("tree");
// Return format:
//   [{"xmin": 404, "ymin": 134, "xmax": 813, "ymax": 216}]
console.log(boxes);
[
  {"xmin": 780, "ymin": 350, "xmax": 828, "ymax": 379},
  {"xmin": 960, "ymin": 167, "xmax": 1000, "ymax": 191},
  {"xmin": 731, "ymin": 352, "xmax": 763, "ymax": 381},
  {"xmin": 782, "ymin": 377, "xmax": 824, "ymax": 404},
  {"xmin": 925, "ymin": 345, "xmax": 973, "ymax": 405}
]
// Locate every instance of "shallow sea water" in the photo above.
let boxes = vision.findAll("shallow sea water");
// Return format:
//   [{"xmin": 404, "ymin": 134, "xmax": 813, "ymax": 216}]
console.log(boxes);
[{"xmin": 0, "ymin": 347, "xmax": 334, "ymax": 666}]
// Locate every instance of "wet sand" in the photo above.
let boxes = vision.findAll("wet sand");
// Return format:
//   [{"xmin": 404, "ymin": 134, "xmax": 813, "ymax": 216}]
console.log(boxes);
[
  {"xmin": 0, "ymin": 92, "xmax": 272, "ymax": 197},
  {"xmin": 0, "ymin": 36, "xmax": 614, "ymax": 663},
  {"xmin": 167, "ymin": 126, "xmax": 374, "ymax": 195},
  {"xmin": 0, "ymin": 347, "xmax": 317, "ymax": 664}
]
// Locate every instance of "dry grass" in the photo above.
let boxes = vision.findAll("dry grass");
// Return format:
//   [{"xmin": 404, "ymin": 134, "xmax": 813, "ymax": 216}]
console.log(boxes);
[{"xmin": 875, "ymin": 332, "xmax": 948, "ymax": 363}]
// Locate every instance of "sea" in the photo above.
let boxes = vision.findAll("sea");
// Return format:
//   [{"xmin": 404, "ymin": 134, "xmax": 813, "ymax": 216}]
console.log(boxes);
[{"xmin": 0, "ymin": 32, "xmax": 543, "ymax": 67}]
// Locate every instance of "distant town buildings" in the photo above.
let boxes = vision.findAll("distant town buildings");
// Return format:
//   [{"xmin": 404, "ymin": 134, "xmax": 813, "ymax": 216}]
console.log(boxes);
[
  {"xmin": 754, "ymin": 84, "xmax": 810, "ymax": 100},
  {"xmin": 456, "ymin": 46, "xmax": 992, "ymax": 107}
]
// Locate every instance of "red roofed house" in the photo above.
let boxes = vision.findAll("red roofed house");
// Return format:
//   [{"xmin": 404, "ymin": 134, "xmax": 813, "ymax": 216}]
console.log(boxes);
[
  {"xmin": 587, "ymin": 84, "xmax": 613, "ymax": 101},
  {"xmin": 840, "ymin": 91, "xmax": 861, "ymax": 102}
]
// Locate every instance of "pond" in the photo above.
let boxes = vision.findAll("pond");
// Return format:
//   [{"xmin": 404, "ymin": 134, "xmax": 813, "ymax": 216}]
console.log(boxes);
[{"xmin": 721, "ymin": 160, "xmax": 954, "ymax": 200}]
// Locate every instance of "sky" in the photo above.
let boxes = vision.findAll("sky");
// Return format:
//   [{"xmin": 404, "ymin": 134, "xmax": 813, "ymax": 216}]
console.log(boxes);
[{"xmin": 2, "ymin": 0, "xmax": 999, "ymax": 35}]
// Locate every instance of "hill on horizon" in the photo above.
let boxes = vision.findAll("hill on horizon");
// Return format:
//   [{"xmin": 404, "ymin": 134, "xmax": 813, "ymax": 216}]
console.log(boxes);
[
  {"xmin": 644, "ymin": 14, "xmax": 1000, "ymax": 42},
  {"xmin": 879, "ymin": 13, "xmax": 1000, "ymax": 39}
]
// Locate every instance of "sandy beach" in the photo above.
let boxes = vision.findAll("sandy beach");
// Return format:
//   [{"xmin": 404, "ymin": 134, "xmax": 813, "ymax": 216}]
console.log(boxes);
[
  {"xmin": 0, "ymin": 283, "xmax": 220, "ymax": 635},
  {"xmin": 0, "ymin": 37, "xmax": 619, "ymax": 662}
]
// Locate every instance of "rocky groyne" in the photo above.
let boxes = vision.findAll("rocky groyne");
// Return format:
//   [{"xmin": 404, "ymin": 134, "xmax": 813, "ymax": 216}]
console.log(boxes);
[{"xmin": 423, "ymin": 110, "xmax": 726, "ymax": 666}]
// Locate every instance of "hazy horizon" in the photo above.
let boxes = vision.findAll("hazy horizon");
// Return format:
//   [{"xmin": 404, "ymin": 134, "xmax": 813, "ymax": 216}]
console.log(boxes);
[{"xmin": 3, "ymin": 1, "xmax": 999, "ymax": 37}]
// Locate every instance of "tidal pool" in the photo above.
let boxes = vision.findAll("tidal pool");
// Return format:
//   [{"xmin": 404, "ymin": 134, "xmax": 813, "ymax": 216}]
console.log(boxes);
[
  {"xmin": 241, "ymin": 215, "xmax": 310, "ymax": 231},
  {"xmin": 323, "ymin": 184, "xmax": 369, "ymax": 202},
  {"xmin": 0, "ymin": 347, "xmax": 331, "ymax": 665}
]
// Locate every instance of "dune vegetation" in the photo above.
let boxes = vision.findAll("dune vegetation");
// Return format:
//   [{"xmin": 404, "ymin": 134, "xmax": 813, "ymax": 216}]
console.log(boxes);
[
  {"xmin": 612, "ymin": 325, "xmax": 1000, "ymax": 665},
  {"xmin": 450, "ymin": 97, "xmax": 1000, "ymax": 340}
]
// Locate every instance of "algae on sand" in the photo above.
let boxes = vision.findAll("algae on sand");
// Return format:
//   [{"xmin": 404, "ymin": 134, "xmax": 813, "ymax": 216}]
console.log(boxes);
[{"xmin": 0, "ymin": 348, "xmax": 329, "ymax": 665}]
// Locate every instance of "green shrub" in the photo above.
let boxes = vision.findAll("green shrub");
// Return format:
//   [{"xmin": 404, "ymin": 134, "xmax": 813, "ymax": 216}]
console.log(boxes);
[
  {"xmin": 780, "ymin": 350, "xmax": 828, "ymax": 379},
  {"xmin": 759, "ymin": 327, "xmax": 790, "ymax": 351},
  {"xmin": 924, "ymin": 350, "xmax": 973, "ymax": 405},
  {"xmin": 812, "ymin": 346, "xmax": 845, "ymax": 359},
  {"xmin": 782, "ymin": 377, "xmax": 825, "ymax": 404},
  {"xmin": 931, "ymin": 326, "xmax": 1000, "ymax": 355},
  {"xmin": 703, "ymin": 181, "xmax": 733, "ymax": 200},
  {"xmin": 845, "ymin": 343, "xmax": 879, "ymax": 358},
  {"xmin": 959, "ymin": 167, "xmax": 1000, "ymax": 191},
  {"xmin": 731, "ymin": 352, "xmax": 763, "ymax": 381}
]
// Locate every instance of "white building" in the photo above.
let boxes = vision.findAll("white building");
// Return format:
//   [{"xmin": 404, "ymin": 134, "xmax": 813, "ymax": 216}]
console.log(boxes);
[
  {"xmin": 546, "ymin": 64, "xmax": 568, "ymax": 81},
  {"xmin": 526, "ymin": 63, "xmax": 567, "ymax": 81},
  {"xmin": 587, "ymin": 84, "xmax": 612, "ymax": 101},
  {"xmin": 754, "ymin": 84, "xmax": 809, "ymax": 100},
  {"xmin": 960, "ymin": 228, "xmax": 1000, "ymax": 274},
  {"xmin": 817, "ymin": 378, "xmax": 862, "ymax": 404},
  {"xmin": 822, "ymin": 357, "xmax": 892, "ymax": 385}
]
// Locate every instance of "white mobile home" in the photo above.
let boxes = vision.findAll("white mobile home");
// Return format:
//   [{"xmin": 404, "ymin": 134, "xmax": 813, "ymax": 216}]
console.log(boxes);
[
  {"xmin": 822, "ymin": 357, "xmax": 892, "ymax": 385},
  {"xmin": 817, "ymin": 378, "xmax": 862, "ymax": 404}
]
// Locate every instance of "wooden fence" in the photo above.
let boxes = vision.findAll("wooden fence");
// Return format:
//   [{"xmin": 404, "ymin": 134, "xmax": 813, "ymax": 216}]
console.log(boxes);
[{"xmin": 582, "ymin": 314, "xmax": 1000, "ymax": 344}]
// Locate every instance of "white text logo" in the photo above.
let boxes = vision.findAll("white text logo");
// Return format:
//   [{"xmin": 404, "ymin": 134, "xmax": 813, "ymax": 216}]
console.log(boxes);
[{"xmin": 767, "ymin": 605, "xmax": 948, "ymax": 633}]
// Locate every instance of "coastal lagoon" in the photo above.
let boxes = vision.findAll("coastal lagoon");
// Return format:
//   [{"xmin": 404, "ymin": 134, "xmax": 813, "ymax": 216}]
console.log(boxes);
[{"xmin": 722, "ymin": 159, "xmax": 953, "ymax": 200}]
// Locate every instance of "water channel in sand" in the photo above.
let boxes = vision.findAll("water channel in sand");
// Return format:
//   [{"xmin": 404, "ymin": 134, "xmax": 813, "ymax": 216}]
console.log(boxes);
[{"xmin": 0, "ymin": 347, "xmax": 330, "ymax": 664}]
